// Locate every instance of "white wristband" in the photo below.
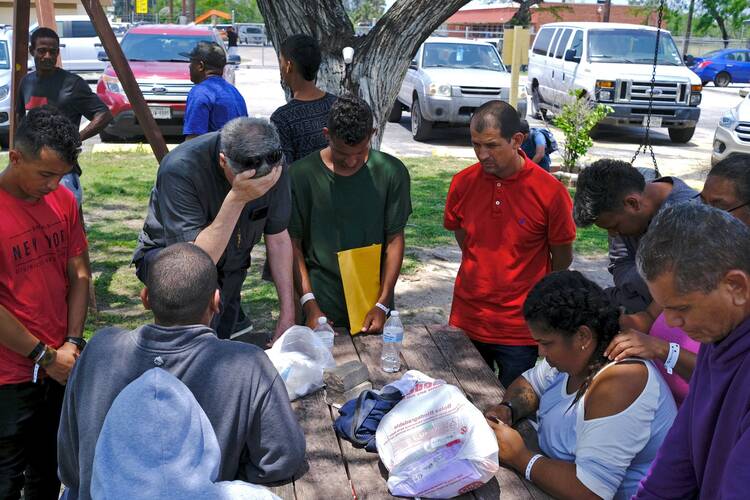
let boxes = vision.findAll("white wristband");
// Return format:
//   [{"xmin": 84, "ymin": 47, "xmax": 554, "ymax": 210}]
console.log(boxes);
[
  {"xmin": 300, "ymin": 293, "xmax": 315, "ymax": 307},
  {"xmin": 525, "ymin": 454, "xmax": 543, "ymax": 481},
  {"xmin": 664, "ymin": 342, "xmax": 680, "ymax": 375},
  {"xmin": 375, "ymin": 302, "xmax": 390, "ymax": 314}
]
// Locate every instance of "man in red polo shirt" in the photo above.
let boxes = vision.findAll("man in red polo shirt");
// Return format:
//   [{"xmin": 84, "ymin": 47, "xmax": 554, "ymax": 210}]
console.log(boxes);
[{"xmin": 444, "ymin": 101, "xmax": 576, "ymax": 387}]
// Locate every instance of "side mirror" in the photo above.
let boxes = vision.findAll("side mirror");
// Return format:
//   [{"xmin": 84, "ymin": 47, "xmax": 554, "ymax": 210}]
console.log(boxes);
[
  {"xmin": 227, "ymin": 54, "xmax": 241, "ymax": 65},
  {"xmin": 97, "ymin": 50, "xmax": 109, "ymax": 61},
  {"xmin": 684, "ymin": 54, "xmax": 695, "ymax": 66},
  {"xmin": 740, "ymin": 88, "xmax": 749, "ymax": 98},
  {"xmin": 564, "ymin": 49, "xmax": 580, "ymax": 63},
  {"xmin": 409, "ymin": 61, "xmax": 418, "ymax": 70}
]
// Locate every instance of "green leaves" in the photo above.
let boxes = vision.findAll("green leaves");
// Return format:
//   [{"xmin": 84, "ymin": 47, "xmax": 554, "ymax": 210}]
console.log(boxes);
[{"xmin": 553, "ymin": 89, "xmax": 612, "ymax": 173}]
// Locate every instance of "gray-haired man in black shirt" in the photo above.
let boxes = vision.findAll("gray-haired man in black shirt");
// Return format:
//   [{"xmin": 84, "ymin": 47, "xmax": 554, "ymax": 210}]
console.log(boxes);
[{"xmin": 133, "ymin": 117, "xmax": 295, "ymax": 341}]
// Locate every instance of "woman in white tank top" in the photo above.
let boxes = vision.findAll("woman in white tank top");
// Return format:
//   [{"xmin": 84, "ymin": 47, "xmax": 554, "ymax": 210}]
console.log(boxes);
[{"xmin": 485, "ymin": 271, "xmax": 677, "ymax": 500}]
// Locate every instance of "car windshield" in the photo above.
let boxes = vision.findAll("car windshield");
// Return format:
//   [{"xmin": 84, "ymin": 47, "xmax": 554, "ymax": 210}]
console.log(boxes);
[
  {"xmin": 588, "ymin": 29, "xmax": 683, "ymax": 66},
  {"xmin": 422, "ymin": 43, "xmax": 505, "ymax": 71},
  {"xmin": 120, "ymin": 33, "xmax": 216, "ymax": 62},
  {"xmin": 0, "ymin": 40, "xmax": 8, "ymax": 70}
]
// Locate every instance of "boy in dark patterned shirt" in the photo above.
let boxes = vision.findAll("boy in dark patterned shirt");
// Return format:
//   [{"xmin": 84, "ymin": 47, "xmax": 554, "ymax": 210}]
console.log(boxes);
[{"xmin": 271, "ymin": 35, "xmax": 337, "ymax": 163}]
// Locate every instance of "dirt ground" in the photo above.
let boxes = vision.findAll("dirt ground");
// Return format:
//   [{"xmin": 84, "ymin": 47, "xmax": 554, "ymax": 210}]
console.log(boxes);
[{"xmin": 395, "ymin": 245, "xmax": 612, "ymax": 326}]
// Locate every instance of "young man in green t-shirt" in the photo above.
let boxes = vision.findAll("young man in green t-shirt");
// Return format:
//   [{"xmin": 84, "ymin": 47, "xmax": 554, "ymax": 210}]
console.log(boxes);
[{"xmin": 289, "ymin": 95, "xmax": 412, "ymax": 333}]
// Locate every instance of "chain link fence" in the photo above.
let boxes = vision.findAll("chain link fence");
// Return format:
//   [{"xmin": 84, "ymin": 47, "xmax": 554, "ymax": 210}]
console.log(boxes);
[{"xmin": 674, "ymin": 37, "xmax": 748, "ymax": 57}]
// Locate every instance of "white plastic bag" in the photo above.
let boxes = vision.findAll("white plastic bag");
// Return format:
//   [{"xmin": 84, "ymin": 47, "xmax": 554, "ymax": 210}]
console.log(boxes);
[
  {"xmin": 376, "ymin": 371, "xmax": 499, "ymax": 498},
  {"xmin": 266, "ymin": 326, "xmax": 336, "ymax": 401}
]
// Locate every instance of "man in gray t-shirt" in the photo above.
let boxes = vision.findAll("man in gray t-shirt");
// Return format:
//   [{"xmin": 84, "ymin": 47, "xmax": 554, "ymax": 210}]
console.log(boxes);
[{"xmin": 573, "ymin": 160, "xmax": 697, "ymax": 313}]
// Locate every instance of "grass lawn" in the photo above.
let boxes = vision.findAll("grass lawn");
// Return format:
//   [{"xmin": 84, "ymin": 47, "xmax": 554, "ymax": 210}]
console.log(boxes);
[{"xmin": 78, "ymin": 152, "xmax": 608, "ymax": 337}]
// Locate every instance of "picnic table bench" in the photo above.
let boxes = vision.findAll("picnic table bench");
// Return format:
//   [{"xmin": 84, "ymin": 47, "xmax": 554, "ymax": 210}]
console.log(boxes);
[{"xmin": 260, "ymin": 325, "xmax": 554, "ymax": 500}]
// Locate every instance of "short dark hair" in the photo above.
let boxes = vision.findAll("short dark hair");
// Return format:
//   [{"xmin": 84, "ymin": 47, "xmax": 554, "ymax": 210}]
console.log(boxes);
[
  {"xmin": 519, "ymin": 119, "xmax": 530, "ymax": 135},
  {"xmin": 470, "ymin": 100, "xmax": 521, "ymax": 140},
  {"xmin": 14, "ymin": 106, "xmax": 81, "ymax": 167},
  {"xmin": 280, "ymin": 34, "xmax": 322, "ymax": 81},
  {"xmin": 708, "ymin": 154, "xmax": 750, "ymax": 206},
  {"xmin": 146, "ymin": 243, "xmax": 218, "ymax": 325},
  {"xmin": 524, "ymin": 270, "xmax": 620, "ymax": 405},
  {"xmin": 327, "ymin": 95, "xmax": 373, "ymax": 145},
  {"xmin": 637, "ymin": 203, "xmax": 750, "ymax": 294},
  {"xmin": 31, "ymin": 27, "xmax": 59, "ymax": 49},
  {"xmin": 573, "ymin": 159, "xmax": 646, "ymax": 227}
]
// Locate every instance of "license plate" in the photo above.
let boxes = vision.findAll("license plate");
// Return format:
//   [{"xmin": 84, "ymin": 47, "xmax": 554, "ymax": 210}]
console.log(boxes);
[
  {"xmin": 149, "ymin": 106, "xmax": 171, "ymax": 120},
  {"xmin": 643, "ymin": 116, "xmax": 662, "ymax": 127}
]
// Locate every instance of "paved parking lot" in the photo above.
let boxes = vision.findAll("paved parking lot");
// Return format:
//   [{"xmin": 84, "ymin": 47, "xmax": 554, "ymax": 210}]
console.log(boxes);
[{"xmin": 87, "ymin": 45, "xmax": 746, "ymax": 185}]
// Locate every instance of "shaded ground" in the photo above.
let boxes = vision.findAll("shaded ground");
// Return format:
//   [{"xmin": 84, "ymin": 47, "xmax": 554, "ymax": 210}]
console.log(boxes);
[{"xmin": 396, "ymin": 246, "xmax": 611, "ymax": 326}]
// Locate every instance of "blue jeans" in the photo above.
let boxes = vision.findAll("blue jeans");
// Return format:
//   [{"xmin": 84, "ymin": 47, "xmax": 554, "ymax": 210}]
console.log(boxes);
[{"xmin": 472, "ymin": 341, "xmax": 538, "ymax": 389}]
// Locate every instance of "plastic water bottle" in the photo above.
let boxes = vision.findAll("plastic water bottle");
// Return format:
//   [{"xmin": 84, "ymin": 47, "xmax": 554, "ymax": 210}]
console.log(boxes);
[
  {"xmin": 381, "ymin": 311, "xmax": 404, "ymax": 373},
  {"xmin": 313, "ymin": 316, "xmax": 335, "ymax": 353}
]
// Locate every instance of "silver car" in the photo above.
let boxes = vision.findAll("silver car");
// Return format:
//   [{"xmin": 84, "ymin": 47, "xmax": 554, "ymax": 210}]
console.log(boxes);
[{"xmin": 391, "ymin": 37, "xmax": 527, "ymax": 141}]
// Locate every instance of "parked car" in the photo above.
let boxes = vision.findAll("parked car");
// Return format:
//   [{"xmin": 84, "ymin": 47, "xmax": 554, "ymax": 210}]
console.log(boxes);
[
  {"xmin": 96, "ymin": 24, "xmax": 239, "ymax": 141},
  {"xmin": 690, "ymin": 49, "xmax": 750, "ymax": 87},
  {"xmin": 392, "ymin": 37, "xmax": 526, "ymax": 141},
  {"xmin": 237, "ymin": 23, "xmax": 268, "ymax": 46},
  {"xmin": 29, "ymin": 15, "xmax": 107, "ymax": 75},
  {"xmin": 527, "ymin": 22, "xmax": 702, "ymax": 143},
  {"xmin": 711, "ymin": 88, "xmax": 750, "ymax": 165},
  {"xmin": 0, "ymin": 28, "xmax": 11, "ymax": 148}
]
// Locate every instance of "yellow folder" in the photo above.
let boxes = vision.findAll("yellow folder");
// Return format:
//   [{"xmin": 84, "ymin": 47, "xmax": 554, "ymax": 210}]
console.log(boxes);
[{"xmin": 337, "ymin": 244, "xmax": 382, "ymax": 334}]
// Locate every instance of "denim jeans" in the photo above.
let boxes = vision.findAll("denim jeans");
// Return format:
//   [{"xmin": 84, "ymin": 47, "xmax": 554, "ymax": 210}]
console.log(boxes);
[
  {"xmin": 0, "ymin": 379, "xmax": 65, "ymax": 500},
  {"xmin": 471, "ymin": 341, "xmax": 538, "ymax": 389}
]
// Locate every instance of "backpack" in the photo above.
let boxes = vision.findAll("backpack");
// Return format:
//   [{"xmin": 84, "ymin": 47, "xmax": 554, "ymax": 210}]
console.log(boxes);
[{"xmin": 533, "ymin": 127, "xmax": 558, "ymax": 155}]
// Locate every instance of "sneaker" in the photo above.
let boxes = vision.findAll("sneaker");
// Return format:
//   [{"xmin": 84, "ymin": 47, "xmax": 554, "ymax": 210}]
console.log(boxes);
[{"xmin": 230, "ymin": 315, "xmax": 254, "ymax": 339}]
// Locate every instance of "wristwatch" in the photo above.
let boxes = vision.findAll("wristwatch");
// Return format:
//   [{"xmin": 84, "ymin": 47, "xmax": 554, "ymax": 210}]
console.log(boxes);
[
  {"xmin": 498, "ymin": 401, "xmax": 515, "ymax": 424},
  {"xmin": 64, "ymin": 336, "xmax": 87, "ymax": 351}
]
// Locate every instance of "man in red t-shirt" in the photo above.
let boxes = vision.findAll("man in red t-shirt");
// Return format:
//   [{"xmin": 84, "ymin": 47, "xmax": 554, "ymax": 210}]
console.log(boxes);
[
  {"xmin": 0, "ymin": 107, "xmax": 90, "ymax": 498},
  {"xmin": 444, "ymin": 101, "xmax": 576, "ymax": 388}
]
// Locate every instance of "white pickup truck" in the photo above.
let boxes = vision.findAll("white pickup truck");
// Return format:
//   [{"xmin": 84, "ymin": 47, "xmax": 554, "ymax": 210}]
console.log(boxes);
[{"xmin": 392, "ymin": 37, "xmax": 526, "ymax": 141}]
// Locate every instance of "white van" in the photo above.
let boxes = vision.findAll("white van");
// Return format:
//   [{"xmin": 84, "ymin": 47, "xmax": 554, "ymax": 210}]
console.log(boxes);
[{"xmin": 527, "ymin": 22, "xmax": 702, "ymax": 143}]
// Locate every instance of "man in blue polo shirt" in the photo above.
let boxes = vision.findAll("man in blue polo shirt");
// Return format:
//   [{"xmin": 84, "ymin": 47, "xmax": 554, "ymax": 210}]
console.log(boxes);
[{"xmin": 182, "ymin": 41, "xmax": 247, "ymax": 140}]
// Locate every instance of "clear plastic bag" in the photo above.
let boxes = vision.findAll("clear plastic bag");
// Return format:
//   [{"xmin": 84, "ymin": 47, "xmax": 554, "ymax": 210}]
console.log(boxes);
[
  {"xmin": 266, "ymin": 326, "xmax": 336, "ymax": 400},
  {"xmin": 376, "ymin": 371, "xmax": 499, "ymax": 498}
]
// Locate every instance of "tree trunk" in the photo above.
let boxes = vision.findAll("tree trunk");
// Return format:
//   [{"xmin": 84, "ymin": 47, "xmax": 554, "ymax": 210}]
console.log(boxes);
[
  {"xmin": 509, "ymin": 1, "xmax": 542, "ymax": 27},
  {"xmin": 682, "ymin": 0, "xmax": 695, "ymax": 57},
  {"xmin": 257, "ymin": 0, "xmax": 471, "ymax": 149}
]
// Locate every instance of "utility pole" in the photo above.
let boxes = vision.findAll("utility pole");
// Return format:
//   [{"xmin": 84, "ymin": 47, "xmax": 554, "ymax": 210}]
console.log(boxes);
[
  {"xmin": 682, "ymin": 0, "xmax": 696, "ymax": 58},
  {"xmin": 602, "ymin": 0, "xmax": 612, "ymax": 23}
]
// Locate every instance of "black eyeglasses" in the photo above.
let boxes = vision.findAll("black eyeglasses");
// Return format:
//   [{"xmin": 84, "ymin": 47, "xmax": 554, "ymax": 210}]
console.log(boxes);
[
  {"xmin": 695, "ymin": 192, "xmax": 750, "ymax": 213},
  {"xmin": 236, "ymin": 150, "xmax": 283, "ymax": 171}
]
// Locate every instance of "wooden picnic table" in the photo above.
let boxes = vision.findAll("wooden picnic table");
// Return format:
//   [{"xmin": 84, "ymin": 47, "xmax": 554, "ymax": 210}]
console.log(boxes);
[{"xmin": 263, "ymin": 325, "xmax": 554, "ymax": 500}]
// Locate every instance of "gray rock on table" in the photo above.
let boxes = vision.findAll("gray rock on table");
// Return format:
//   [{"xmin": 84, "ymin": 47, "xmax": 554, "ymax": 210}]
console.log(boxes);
[
  {"xmin": 324, "ymin": 360, "xmax": 370, "ymax": 392},
  {"xmin": 325, "ymin": 380, "xmax": 373, "ymax": 407}
]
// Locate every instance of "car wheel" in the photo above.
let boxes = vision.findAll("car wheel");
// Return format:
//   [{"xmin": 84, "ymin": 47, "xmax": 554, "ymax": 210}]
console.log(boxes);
[
  {"xmin": 668, "ymin": 126, "xmax": 695, "ymax": 144},
  {"xmin": 388, "ymin": 99, "xmax": 402, "ymax": 123},
  {"xmin": 714, "ymin": 72, "xmax": 731, "ymax": 87},
  {"xmin": 411, "ymin": 98, "xmax": 433, "ymax": 141}
]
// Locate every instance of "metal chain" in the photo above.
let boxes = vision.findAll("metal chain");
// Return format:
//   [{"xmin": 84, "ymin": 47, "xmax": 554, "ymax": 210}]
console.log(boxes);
[{"xmin": 630, "ymin": 0, "xmax": 666, "ymax": 177}]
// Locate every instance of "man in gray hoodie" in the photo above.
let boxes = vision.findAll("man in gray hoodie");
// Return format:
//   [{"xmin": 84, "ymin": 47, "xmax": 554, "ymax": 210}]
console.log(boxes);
[{"xmin": 58, "ymin": 243, "xmax": 305, "ymax": 500}]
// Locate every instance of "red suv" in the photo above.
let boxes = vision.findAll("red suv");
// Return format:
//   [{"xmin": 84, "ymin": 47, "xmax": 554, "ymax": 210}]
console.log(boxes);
[{"xmin": 96, "ymin": 24, "xmax": 238, "ymax": 141}]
